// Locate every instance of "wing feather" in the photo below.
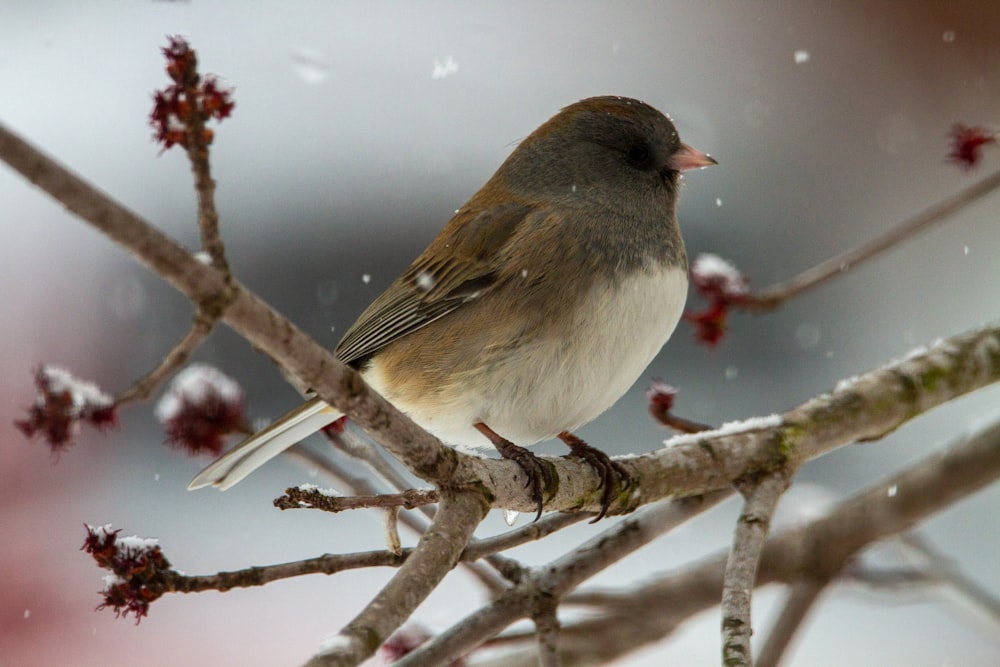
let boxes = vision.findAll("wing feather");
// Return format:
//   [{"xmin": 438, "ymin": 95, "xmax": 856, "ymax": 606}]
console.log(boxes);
[{"xmin": 335, "ymin": 202, "xmax": 533, "ymax": 365}]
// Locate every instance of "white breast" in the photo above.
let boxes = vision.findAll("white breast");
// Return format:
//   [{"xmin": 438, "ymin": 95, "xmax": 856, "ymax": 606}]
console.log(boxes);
[{"xmin": 366, "ymin": 264, "xmax": 688, "ymax": 452}]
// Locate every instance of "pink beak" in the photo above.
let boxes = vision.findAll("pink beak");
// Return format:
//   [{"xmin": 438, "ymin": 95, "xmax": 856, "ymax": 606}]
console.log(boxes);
[{"xmin": 667, "ymin": 142, "xmax": 717, "ymax": 171}]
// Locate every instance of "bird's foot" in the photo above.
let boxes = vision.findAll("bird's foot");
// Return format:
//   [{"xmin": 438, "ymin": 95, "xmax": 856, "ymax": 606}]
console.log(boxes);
[
  {"xmin": 558, "ymin": 431, "xmax": 630, "ymax": 522},
  {"xmin": 475, "ymin": 422, "xmax": 554, "ymax": 521}
]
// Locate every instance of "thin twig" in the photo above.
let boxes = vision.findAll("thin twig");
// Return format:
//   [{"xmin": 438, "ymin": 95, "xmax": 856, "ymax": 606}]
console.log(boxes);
[
  {"xmin": 385, "ymin": 506, "xmax": 402, "ymax": 556},
  {"xmin": 326, "ymin": 428, "xmax": 430, "ymax": 516},
  {"xmin": 285, "ymin": 447, "xmax": 506, "ymax": 594},
  {"xmin": 274, "ymin": 486, "xmax": 439, "ymax": 513},
  {"xmin": 164, "ymin": 549, "xmax": 406, "ymax": 593},
  {"xmin": 115, "ymin": 309, "xmax": 215, "ymax": 404},
  {"xmin": 722, "ymin": 471, "xmax": 792, "ymax": 667},
  {"xmin": 741, "ymin": 169, "xmax": 1000, "ymax": 311},
  {"xmin": 755, "ymin": 579, "xmax": 827, "ymax": 667},
  {"xmin": 462, "ymin": 513, "xmax": 591, "ymax": 561},
  {"xmin": 177, "ymin": 50, "xmax": 229, "ymax": 275}
]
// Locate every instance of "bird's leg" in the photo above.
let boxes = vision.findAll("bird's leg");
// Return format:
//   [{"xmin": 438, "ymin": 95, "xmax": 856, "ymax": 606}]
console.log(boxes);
[
  {"xmin": 474, "ymin": 422, "xmax": 554, "ymax": 521},
  {"xmin": 557, "ymin": 431, "xmax": 630, "ymax": 522}
]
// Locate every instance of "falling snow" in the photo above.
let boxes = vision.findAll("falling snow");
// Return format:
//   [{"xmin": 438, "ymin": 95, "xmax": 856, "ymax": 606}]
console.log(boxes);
[
  {"xmin": 290, "ymin": 47, "xmax": 331, "ymax": 85},
  {"xmin": 416, "ymin": 271, "xmax": 435, "ymax": 291},
  {"xmin": 431, "ymin": 56, "xmax": 459, "ymax": 79}
]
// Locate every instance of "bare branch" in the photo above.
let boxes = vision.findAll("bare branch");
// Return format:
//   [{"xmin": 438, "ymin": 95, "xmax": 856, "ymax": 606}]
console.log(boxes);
[
  {"xmin": 397, "ymin": 491, "xmax": 732, "ymax": 666},
  {"xmin": 462, "ymin": 513, "xmax": 591, "ymax": 561},
  {"xmin": 115, "ymin": 309, "xmax": 215, "ymax": 404},
  {"xmin": 742, "ymin": 169, "xmax": 1000, "ymax": 311},
  {"xmin": 3, "ymin": 120, "xmax": 1000, "ymax": 520},
  {"xmin": 533, "ymin": 592, "xmax": 561, "ymax": 667},
  {"xmin": 165, "ymin": 550, "xmax": 406, "ymax": 594},
  {"xmin": 610, "ymin": 324, "xmax": 1000, "ymax": 516},
  {"xmin": 898, "ymin": 533, "xmax": 1000, "ymax": 629},
  {"xmin": 385, "ymin": 506, "xmax": 403, "ymax": 556},
  {"xmin": 274, "ymin": 486, "xmax": 439, "ymax": 513},
  {"xmin": 722, "ymin": 471, "xmax": 792, "ymax": 667},
  {"xmin": 303, "ymin": 489, "xmax": 489, "ymax": 667},
  {"xmin": 285, "ymin": 447, "xmax": 506, "ymax": 595},
  {"xmin": 516, "ymin": 419, "xmax": 1000, "ymax": 665}
]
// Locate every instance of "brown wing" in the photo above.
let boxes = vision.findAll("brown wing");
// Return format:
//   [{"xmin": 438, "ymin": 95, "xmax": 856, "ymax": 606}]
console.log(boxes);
[{"xmin": 335, "ymin": 201, "xmax": 534, "ymax": 366}]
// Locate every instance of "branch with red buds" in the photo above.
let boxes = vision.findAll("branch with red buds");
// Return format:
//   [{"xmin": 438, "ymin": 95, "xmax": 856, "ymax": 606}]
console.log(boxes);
[
  {"xmin": 683, "ymin": 254, "xmax": 750, "ymax": 347},
  {"xmin": 151, "ymin": 35, "xmax": 233, "ymax": 275},
  {"xmin": 150, "ymin": 36, "xmax": 234, "ymax": 152},
  {"xmin": 645, "ymin": 380, "xmax": 712, "ymax": 434},
  {"xmin": 154, "ymin": 363, "xmax": 250, "ymax": 457},
  {"xmin": 82, "ymin": 524, "xmax": 172, "ymax": 623},
  {"xmin": 947, "ymin": 123, "xmax": 998, "ymax": 171},
  {"xmin": 16, "ymin": 366, "xmax": 117, "ymax": 453},
  {"xmin": 683, "ymin": 129, "xmax": 1000, "ymax": 346}
]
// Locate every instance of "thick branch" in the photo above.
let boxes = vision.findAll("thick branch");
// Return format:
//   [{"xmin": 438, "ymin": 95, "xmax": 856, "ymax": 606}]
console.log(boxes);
[
  {"xmin": 3, "ymin": 121, "xmax": 999, "ymax": 519},
  {"xmin": 397, "ymin": 491, "xmax": 732, "ymax": 666},
  {"xmin": 513, "ymin": 419, "xmax": 1000, "ymax": 665},
  {"xmin": 0, "ymin": 121, "xmax": 459, "ymax": 489},
  {"xmin": 303, "ymin": 489, "xmax": 489, "ymax": 667}
]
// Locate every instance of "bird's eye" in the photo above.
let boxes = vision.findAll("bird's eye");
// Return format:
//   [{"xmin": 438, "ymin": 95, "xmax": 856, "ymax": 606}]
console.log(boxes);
[{"xmin": 626, "ymin": 143, "xmax": 651, "ymax": 166}]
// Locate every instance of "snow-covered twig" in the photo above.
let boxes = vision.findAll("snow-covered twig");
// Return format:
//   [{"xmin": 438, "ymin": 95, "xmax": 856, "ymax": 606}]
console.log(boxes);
[{"xmin": 274, "ymin": 485, "xmax": 439, "ymax": 513}]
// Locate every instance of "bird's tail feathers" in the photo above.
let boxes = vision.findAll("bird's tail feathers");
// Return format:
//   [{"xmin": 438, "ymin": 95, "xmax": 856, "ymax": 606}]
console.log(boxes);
[{"xmin": 188, "ymin": 397, "xmax": 342, "ymax": 491}]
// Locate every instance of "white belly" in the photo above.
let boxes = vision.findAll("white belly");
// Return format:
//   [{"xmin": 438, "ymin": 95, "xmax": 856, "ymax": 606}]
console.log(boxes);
[{"xmin": 366, "ymin": 264, "xmax": 688, "ymax": 452}]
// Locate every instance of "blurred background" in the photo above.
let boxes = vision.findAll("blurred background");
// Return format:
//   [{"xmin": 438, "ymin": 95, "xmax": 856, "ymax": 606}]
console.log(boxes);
[{"xmin": 2, "ymin": 2, "xmax": 999, "ymax": 665}]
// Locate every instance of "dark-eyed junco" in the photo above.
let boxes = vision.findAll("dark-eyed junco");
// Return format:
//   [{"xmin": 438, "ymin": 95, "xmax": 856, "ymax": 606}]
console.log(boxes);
[{"xmin": 190, "ymin": 96, "xmax": 715, "ymax": 519}]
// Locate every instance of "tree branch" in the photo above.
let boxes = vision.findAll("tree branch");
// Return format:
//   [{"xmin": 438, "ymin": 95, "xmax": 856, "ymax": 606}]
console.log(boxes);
[
  {"xmin": 115, "ymin": 308, "xmax": 215, "ymax": 404},
  {"xmin": 503, "ymin": 418, "xmax": 1000, "ymax": 665},
  {"xmin": 396, "ymin": 491, "xmax": 732, "ymax": 666},
  {"xmin": 741, "ymin": 168, "xmax": 1000, "ymax": 310},
  {"xmin": 722, "ymin": 471, "xmax": 792, "ymax": 667},
  {"xmin": 304, "ymin": 489, "xmax": 489, "ymax": 667},
  {"xmin": 3, "ymin": 120, "xmax": 999, "ymax": 521},
  {"xmin": 274, "ymin": 486, "xmax": 439, "ymax": 513}
]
